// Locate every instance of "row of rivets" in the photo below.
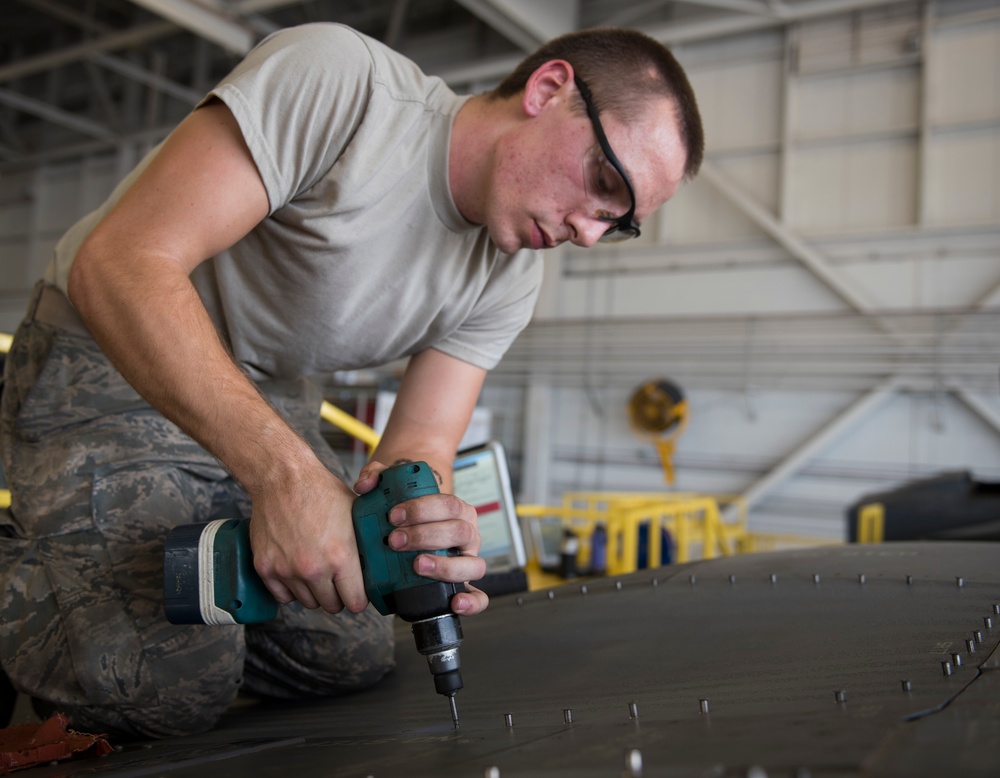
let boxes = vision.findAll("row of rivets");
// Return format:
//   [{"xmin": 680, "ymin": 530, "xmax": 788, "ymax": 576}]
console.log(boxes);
[{"xmin": 515, "ymin": 580, "xmax": 999, "ymax": 608}]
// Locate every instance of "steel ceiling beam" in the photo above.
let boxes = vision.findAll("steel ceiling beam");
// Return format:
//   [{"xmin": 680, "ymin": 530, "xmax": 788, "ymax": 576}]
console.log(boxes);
[
  {"xmin": 735, "ymin": 375, "xmax": 904, "ymax": 516},
  {"xmin": 677, "ymin": 0, "xmax": 783, "ymax": 15},
  {"xmin": 454, "ymin": 0, "xmax": 579, "ymax": 50},
  {"xmin": 125, "ymin": 0, "xmax": 256, "ymax": 55},
  {"xmin": 89, "ymin": 53, "xmax": 203, "ymax": 106},
  {"xmin": 0, "ymin": 87, "xmax": 116, "ymax": 142},
  {"xmin": 637, "ymin": 0, "xmax": 901, "ymax": 44},
  {"xmin": 699, "ymin": 161, "xmax": 878, "ymax": 315},
  {"xmin": 0, "ymin": 22, "xmax": 175, "ymax": 84}
]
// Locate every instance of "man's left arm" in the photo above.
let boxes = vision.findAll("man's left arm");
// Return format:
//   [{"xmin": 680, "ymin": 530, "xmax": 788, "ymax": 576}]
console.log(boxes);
[{"xmin": 354, "ymin": 348, "xmax": 489, "ymax": 616}]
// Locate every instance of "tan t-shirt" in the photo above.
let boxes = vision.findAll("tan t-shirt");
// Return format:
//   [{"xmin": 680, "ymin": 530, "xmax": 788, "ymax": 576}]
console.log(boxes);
[{"xmin": 46, "ymin": 23, "xmax": 542, "ymax": 380}]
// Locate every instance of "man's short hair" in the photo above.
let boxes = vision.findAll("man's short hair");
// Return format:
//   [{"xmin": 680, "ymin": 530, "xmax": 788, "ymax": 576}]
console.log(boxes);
[{"xmin": 490, "ymin": 27, "xmax": 704, "ymax": 180}]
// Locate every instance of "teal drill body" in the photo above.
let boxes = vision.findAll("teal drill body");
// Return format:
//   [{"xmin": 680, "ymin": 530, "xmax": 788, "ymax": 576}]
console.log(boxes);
[{"xmin": 163, "ymin": 461, "xmax": 465, "ymax": 723}]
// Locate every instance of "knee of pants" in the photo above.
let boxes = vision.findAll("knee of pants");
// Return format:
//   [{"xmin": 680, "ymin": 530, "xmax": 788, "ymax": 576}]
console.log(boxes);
[
  {"xmin": 56, "ymin": 629, "xmax": 246, "ymax": 740},
  {"xmin": 244, "ymin": 607, "xmax": 396, "ymax": 699},
  {"xmin": 67, "ymin": 685, "xmax": 239, "ymax": 741}
]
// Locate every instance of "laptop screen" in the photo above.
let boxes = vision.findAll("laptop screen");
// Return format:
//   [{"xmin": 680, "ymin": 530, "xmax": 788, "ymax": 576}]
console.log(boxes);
[{"xmin": 452, "ymin": 441, "xmax": 526, "ymax": 572}]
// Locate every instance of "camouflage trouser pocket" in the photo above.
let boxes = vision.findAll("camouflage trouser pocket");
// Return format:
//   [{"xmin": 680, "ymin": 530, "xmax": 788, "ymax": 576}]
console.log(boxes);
[{"xmin": 0, "ymin": 458, "xmax": 245, "ymax": 711}]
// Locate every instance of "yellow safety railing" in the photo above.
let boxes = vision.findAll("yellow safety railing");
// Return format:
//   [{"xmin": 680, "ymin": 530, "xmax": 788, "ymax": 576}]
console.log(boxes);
[
  {"xmin": 856, "ymin": 502, "xmax": 885, "ymax": 543},
  {"xmin": 320, "ymin": 400, "xmax": 380, "ymax": 451},
  {"xmin": 518, "ymin": 491, "xmax": 750, "ymax": 577}
]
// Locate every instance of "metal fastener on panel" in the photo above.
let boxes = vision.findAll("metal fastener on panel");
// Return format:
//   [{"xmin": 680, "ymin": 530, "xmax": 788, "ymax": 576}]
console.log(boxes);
[
  {"xmin": 901, "ymin": 680, "xmax": 912, "ymax": 692},
  {"xmin": 651, "ymin": 578, "xmax": 659, "ymax": 587},
  {"xmin": 516, "ymin": 596, "xmax": 523, "ymax": 606},
  {"xmin": 967, "ymin": 639, "xmax": 976, "ymax": 653},
  {"xmin": 485, "ymin": 767, "xmax": 500, "ymax": 778},
  {"xmin": 942, "ymin": 661, "xmax": 953, "ymax": 676},
  {"xmin": 834, "ymin": 690, "xmax": 847, "ymax": 703},
  {"xmin": 580, "ymin": 584, "xmax": 588, "ymax": 595},
  {"xmin": 906, "ymin": 575, "xmax": 914, "ymax": 585},
  {"xmin": 770, "ymin": 574, "xmax": 778, "ymax": 584},
  {"xmin": 616, "ymin": 581, "xmax": 623, "ymax": 590},
  {"xmin": 813, "ymin": 574, "xmax": 820, "ymax": 584},
  {"xmin": 699, "ymin": 699, "xmax": 710, "ymax": 714},
  {"xmin": 957, "ymin": 577, "xmax": 964, "ymax": 587},
  {"xmin": 986, "ymin": 617, "xmax": 993, "ymax": 630},
  {"xmin": 563, "ymin": 708, "xmax": 573, "ymax": 725},
  {"xmin": 547, "ymin": 590, "xmax": 555, "ymax": 600},
  {"xmin": 952, "ymin": 653, "xmax": 963, "ymax": 667},
  {"xmin": 994, "ymin": 604, "xmax": 1000, "ymax": 615},
  {"xmin": 689, "ymin": 575, "xmax": 697, "ymax": 585},
  {"xmin": 629, "ymin": 701, "xmax": 639, "ymax": 719},
  {"xmin": 858, "ymin": 574, "xmax": 865, "ymax": 584},
  {"xmin": 729, "ymin": 574, "xmax": 737, "ymax": 584},
  {"xmin": 973, "ymin": 630, "xmax": 983, "ymax": 643}
]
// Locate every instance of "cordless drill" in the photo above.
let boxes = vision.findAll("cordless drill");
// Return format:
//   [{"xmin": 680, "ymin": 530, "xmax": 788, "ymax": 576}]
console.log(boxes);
[{"xmin": 162, "ymin": 461, "xmax": 465, "ymax": 727}]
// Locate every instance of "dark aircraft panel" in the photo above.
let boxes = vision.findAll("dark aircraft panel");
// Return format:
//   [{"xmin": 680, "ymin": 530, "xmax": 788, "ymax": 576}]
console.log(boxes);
[{"xmin": 26, "ymin": 541, "xmax": 1000, "ymax": 777}]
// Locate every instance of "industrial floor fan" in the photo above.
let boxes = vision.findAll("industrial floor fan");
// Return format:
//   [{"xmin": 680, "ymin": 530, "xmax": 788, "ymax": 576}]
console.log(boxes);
[{"xmin": 627, "ymin": 378, "xmax": 688, "ymax": 485}]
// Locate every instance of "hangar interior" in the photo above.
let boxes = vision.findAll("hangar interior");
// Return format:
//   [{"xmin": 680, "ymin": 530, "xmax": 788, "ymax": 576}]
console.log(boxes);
[
  {"xmin": 2, "ymin": 0, "xmax": 999, "ymax": 545},
  {"xmin": 0, "ymin": 1, "xmax": 999, "ymax": 775}
]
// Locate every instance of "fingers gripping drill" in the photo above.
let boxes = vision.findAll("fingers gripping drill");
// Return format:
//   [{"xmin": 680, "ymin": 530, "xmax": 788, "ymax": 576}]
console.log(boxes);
[{"xmin": 163, "ymin": 462, "xmax": 465, "ymax": 727}]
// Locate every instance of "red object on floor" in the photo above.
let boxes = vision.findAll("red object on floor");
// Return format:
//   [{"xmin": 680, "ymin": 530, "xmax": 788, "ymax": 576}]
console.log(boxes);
[{"xmin": 0, "ymin": 713, "xmax": 113, "ymax": 773}]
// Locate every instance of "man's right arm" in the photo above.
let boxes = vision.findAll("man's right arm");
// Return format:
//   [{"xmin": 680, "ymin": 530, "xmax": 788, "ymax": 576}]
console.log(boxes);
[{"xmin": 68, "ymin": 100, "xmax": 369, "ymax": 613}]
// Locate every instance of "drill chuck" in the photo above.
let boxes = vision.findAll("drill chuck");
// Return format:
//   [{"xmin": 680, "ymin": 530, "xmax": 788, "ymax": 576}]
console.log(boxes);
[{"xmin": 411, "ymin": 613, "xmax": 464, "ymax": 697}]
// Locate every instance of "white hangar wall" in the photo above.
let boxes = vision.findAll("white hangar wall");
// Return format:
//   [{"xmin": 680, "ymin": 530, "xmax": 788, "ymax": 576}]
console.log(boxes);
[{"xmin": 495, "ymin": 0, "xmax": 1000, "ymax": 540}]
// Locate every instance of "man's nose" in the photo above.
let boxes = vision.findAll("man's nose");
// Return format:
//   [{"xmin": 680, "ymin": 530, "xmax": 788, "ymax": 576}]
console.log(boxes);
[{"xmin": 566, "ymin": 212, "xmax": 607, "ymax": 248}]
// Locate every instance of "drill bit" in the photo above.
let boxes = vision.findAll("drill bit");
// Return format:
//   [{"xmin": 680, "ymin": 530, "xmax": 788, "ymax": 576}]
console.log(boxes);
[{"xmin": 448, "ymin": 693, "xmax": 459, "ymax": 729}]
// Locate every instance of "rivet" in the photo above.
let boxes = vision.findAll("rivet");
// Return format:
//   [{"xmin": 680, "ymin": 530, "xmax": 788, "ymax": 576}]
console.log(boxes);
[
  {"xmin": 973, "ymin": 630, "xmax": 983, "ymax": 643},
  {"xmin": 485, "ymin": 767, "xmax": 500, "ymax": 778},
  {"xmin": 516, "ymin": 596, "xmax": 523, "ymax": 606},
  {"xmin": 651, "ymin": 578, "xmax": 659, "ymax": 587},
  {"xmin": 563, "ymin": 708, "xmax": 573, "ymax": 724},
  {"xmin": 952, "ymin": 653, "xmax": 963, "ymax": 667},
  {"xmin": 858, "ymin": 574, "xmax": 865, "ymax": 584},
  {"xmin": 770, "ymin": 574, "xmax": 778, "ymax": 584},
  {"xmin": 689, "ymin": 575, "xmax": 697, "ymax": 585},
  {"xmin": 901, "ymin": 680, "xmax": 912, "ymax": 692},
  {"xmin": 504, "ymin": 713, "xmax": 513, "ymax": 728},
  {"xmin": 967, "ymin": 639, "xmax": 976, "ymax": 654},
  {"xmin": 746, "ymin": 767, "xmax": 768, "ymax": 778},
  {"xmin": 580, "ymin": 584, "xmax": 588, "ymax": 595},
  {"xmin": 625, "ymin": 748, "xmax": 643, "ymax": 776},
  {"xmin": 813, "ymin": 574, "xmax": 820, "ymax": 584},
  {"xmin": 616, "ymin": 581, "xmax": 623, "ymax": 590},
  {"xmin": 628, "ymin": 701, "xmax": 639, "ymax": 719},
  {"xmin": 985, "ymin": 617, "xmax": 993, "ymax": 630},
  {"xmin": 956, "ymin": 577, "xmax": 964, "ymax": 588},
  {"xmin": 729, "ymin": 574, "xmax": 737, "ymax": 584},
  {"xmin": 699, "ymin": 698, "xmax": 709, "ymax": 714},
  {"xmin": 942, "ymin": 661, "xmax": 953, "ymax": 676},
  {"xmin": 547, "ymin": 590, "xmax": 555, "ymax": 600},
  {"xmin": 834, "ymin": 690, "xmax": 847, "ymax": 704},
  {"xmin": 994, "ymin": 604, "xmax": 1000, "ymax": 615},
  {"xmin": 906, "ymin": 575, "xmax": 914, "ymax": 585}
]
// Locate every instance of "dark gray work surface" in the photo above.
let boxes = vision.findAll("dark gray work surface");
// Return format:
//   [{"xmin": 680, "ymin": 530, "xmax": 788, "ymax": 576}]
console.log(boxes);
[{"xmin": 28, "ymin": 541, "xmax": 1000, "ymax": 777}]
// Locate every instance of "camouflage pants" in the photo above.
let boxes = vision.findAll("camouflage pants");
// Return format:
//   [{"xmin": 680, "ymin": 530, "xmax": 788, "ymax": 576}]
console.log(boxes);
[{"xmin": 0, "ymin": 286, "xmax": 394, "ymax": 739}]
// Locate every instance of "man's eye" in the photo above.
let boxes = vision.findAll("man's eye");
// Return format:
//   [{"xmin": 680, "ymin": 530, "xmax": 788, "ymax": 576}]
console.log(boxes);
[{"xmin": 595, "ymin": 154, "xmax": 614, "ymax": 194}]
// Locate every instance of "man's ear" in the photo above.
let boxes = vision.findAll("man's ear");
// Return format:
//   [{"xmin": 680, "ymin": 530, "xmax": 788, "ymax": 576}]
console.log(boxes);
[{"xmin": 522, "ymin": 60, "xmax": 574, "ymax": 117}]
